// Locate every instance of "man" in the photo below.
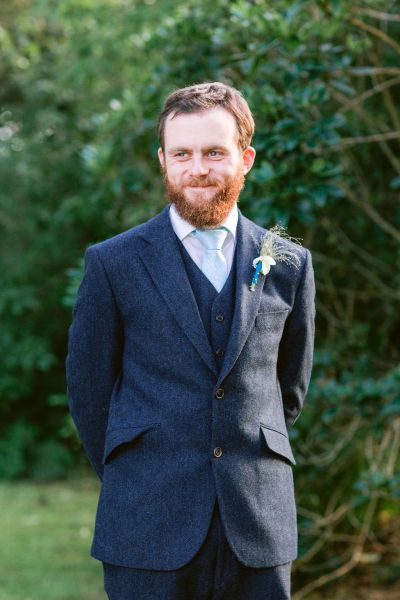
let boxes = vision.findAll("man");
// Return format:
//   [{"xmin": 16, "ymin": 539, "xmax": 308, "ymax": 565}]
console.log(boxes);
[{"xmin": 66, "ymin": 82, "xmax": 315, "ymax": 599}]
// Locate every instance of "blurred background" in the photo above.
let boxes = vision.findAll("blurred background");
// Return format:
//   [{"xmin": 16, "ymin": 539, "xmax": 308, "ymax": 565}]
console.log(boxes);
[{"xmin": 0, "ymin": 0, "xmax": 399, "ymax": 598}]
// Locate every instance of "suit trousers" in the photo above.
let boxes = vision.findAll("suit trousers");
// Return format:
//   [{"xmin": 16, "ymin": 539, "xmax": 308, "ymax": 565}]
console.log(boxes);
[{"xmin": 102, "ymin": 502, "xmax": 291, "ymax": 600}]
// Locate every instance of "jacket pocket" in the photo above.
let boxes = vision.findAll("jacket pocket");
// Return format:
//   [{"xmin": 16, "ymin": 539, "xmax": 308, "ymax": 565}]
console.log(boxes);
[
  {"xmin": 102, "ymin": 423, "xmax": 160, "ymax": 465},
  {"xmin": 257, "ymin": 308, "xmax": 290, "ymax": 315},
  {"xmin": 260, "ymin": 423, "xmax": 296, "ymax": 465},
  {"xmin": 255, "ymin": 309, "xmax": 289, "ymax": 331}
]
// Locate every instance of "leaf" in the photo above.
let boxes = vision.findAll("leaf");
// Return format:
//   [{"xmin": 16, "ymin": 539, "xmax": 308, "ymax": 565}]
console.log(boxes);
[{"xmin": 389, "ymin": 176, "xmax": 400, "ymax": 190}]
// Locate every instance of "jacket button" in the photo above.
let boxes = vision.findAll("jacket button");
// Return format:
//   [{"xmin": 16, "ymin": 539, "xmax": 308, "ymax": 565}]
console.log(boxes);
[
  {"xmin": 215, "ymin": 388, "xmax": 224, "ymax": 399},
  {"xmin": 215, "ymin": 314, "xmax": 224, "ymax": 322},
  {"xmin": 215, "ymin": 348, "xmax": 224, "ymax": 358},
  {"xmin": 213, "ymin": 447, "xmax": 223, "ymax": 458}
]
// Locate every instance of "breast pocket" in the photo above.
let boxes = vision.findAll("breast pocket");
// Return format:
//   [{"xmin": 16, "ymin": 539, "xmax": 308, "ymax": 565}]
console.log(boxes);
[{"xmin": 255, "ymin": 308, "xmax": 290, "ymax": 332}]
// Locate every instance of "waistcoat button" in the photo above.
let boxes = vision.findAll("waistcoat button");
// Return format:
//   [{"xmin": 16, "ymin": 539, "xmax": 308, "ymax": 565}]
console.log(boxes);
[
  {"xmin": 213, "ymin": 447, "xmax": 223, "ymax": 458},
  {"xmin": 215, "ymin": 348, "xmax": 224, "ymax": 358},
  {"xmin": 215, "ymin": 314, "xmax": 224, "ymax": 322},
  {"xmin": 215, "ymin": 388, "xmax": 224, "ymax": 399}
]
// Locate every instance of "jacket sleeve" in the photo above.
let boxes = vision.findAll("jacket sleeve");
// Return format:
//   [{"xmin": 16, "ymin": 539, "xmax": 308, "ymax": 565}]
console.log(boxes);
[
  {"xmin": 277, "ymin": 249, "xmax": 316, "ymax": 428},
  {"xmin": 65, "ymin": 246, "xmax": 123, "ymax": 479}
]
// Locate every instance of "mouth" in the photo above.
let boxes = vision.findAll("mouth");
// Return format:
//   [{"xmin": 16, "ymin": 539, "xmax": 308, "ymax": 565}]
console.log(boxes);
[{"xmin": 186, "ymin": 185, "xmax": 215, "ymax": 190}]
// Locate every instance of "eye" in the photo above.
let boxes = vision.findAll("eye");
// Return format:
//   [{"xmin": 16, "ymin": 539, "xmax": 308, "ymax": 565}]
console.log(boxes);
[
  {"xmin": 175, "ymin": 151, "xmax": 187, "ymax": 158},
  {"xmin": 209, "ymin": 150, "xmax": 221, "ymax": 157}
]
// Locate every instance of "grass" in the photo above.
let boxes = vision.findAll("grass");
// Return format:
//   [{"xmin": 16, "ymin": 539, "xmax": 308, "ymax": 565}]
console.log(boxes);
[
  {"xmin": 0, "ymin": 478, "xmax": 106, "ymax": 600},
  {"xmin": 1, "ymin": 478, "xmax": 398, "ymax": 599}
]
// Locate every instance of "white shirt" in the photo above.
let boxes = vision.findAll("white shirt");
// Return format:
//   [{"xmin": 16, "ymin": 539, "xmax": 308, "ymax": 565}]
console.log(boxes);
[{"xmin": 169, "ymin": 203, "xmax": 238, "ymax": 274}]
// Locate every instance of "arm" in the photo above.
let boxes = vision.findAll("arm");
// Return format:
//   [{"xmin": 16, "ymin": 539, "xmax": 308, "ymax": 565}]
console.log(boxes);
[
  {"xmin": 277, "ymin": 249, "xmax": 316, "ymax": 427},
  {"xmin": 66, "ymin": 246, "xmax": 123, "ymax": 479}
]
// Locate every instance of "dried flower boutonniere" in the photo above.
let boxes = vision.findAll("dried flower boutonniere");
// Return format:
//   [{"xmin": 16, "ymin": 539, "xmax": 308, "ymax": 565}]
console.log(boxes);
[{"xmin": 250, "ymin": 225, "xmax": 302, "ymax": 291}]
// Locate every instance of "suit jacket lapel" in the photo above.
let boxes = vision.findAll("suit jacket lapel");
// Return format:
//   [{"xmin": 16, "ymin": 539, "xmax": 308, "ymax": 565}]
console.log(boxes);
[
  {"xmin": 217, "ymin": 211, "xmax": 265, "ymax": 386},
  {"xmin": 138, "ymin": 206, "xmax": 218, "ymax": 377}
]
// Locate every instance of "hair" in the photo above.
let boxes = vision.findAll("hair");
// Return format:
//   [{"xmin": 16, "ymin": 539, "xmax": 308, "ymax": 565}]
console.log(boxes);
[{"xmin": 157, "ymin": 82, "xmax": 255, "ymax": 151}]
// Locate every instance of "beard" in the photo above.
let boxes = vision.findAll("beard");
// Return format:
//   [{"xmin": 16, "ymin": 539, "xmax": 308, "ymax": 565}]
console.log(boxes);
[{"xmin": 163, "ymin": 167, "xmax": 245, "ymax": 228}]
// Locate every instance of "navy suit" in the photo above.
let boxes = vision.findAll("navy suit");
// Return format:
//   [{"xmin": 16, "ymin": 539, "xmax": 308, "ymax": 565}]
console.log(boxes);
[{"xmin": 66, "ymin": 205, "xmax": 315, "ymax": 575}]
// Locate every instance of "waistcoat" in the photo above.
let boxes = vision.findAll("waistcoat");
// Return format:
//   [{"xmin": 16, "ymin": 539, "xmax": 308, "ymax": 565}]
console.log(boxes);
[{"xmin": 177, "ymin": 235, "xmax": 237, "ymax": 373}]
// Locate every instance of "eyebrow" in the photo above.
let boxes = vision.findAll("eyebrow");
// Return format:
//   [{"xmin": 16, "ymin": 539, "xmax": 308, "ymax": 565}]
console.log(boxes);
[{"xmin": 167, "ymin": 145, "xmax": 230, "ymax": 154}]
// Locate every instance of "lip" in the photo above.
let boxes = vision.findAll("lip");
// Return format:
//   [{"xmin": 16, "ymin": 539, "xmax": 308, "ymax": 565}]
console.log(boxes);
[{"xmin": 186, "ymin": 185, "xmax": 215, "ymax": 189}]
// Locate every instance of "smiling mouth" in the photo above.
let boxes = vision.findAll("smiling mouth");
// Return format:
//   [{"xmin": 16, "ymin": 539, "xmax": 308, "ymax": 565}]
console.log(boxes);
[{"xmin": 187, "ymin": 185, "xmax": 215, "ymax": 189}]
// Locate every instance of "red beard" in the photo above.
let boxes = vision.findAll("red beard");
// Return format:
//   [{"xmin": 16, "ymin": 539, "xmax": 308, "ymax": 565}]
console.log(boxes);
[{"xmin": 163, "ymin": 168, "xmax": 245, "ymax": 228}]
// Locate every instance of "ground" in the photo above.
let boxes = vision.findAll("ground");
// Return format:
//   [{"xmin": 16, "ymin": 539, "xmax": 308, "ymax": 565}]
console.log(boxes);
[{"xmin": 0, "ymin": 478, "xmax": 397, "ymax": 599}]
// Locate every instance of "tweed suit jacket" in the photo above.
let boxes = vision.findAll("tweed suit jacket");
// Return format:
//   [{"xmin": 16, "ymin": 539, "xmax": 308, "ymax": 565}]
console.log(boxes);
[{"xmin": 66, "ymin": 205, "xmax": 315, "ymax": 570}]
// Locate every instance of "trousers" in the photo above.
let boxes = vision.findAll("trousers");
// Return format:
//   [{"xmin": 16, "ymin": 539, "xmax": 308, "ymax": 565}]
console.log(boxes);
[{"xmin": 102, "ymin": 502, "xmax": 291, "ymax": 600}]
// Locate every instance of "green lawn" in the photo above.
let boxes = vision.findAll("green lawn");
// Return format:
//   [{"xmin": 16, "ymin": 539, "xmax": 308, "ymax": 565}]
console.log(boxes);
[
  {"xmin": 1, "ymin": 479, "xmax": 397, "ymax": 599},
  {"xmin": 0, "ymin": 478, "xmax": 106, "ymax": 600}
]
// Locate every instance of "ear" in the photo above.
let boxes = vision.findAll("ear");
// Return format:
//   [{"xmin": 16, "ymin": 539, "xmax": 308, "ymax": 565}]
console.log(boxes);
[
  {"xmin": 157, "ymin": 147, "xmax": 165, "ymax": 168},
  {"xmin": 242, "ymin": 146, "xmax": 256, "ymax": 175}
]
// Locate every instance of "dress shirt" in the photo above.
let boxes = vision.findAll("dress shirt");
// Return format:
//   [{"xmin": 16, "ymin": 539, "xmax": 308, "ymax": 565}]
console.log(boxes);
[{"xmin": 169, "ymin": 203, "xmax": 238, "ymax": 274}]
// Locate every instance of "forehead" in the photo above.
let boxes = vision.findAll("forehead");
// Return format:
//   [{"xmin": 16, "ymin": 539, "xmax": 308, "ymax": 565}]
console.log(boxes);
[{"xmin": 163, "ymin": 107, "xmax": 239, "ymax": 149}]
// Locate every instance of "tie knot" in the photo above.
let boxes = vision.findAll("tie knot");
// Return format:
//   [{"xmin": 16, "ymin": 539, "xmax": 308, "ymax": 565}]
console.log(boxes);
[{"xmin": 194, "ymin": 227, "xmax": 228, "ymax": 251}]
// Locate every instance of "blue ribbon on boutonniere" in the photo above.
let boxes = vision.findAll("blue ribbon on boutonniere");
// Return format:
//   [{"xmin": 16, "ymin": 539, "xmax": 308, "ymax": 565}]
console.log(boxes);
[{"xmin": 250, "ymin": 225, "xmax": 302, "ymax": 291}]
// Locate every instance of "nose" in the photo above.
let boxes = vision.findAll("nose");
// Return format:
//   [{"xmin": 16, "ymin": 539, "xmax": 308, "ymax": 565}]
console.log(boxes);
[{"xmin": 190, "ymin": 154, "xmax": 209, "ymax": 177}]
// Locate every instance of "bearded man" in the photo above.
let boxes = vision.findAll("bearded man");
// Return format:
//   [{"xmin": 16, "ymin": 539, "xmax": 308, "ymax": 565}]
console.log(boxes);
[{"xmin": 66, "ymin": 82, "xmax": 315, "ymax": 600}]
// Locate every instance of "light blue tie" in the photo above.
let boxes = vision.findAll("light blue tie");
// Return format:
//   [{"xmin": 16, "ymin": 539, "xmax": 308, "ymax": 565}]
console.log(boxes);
[{"xmin": 194, "ymin": 228, "xmax": 229, "ymax": 292}]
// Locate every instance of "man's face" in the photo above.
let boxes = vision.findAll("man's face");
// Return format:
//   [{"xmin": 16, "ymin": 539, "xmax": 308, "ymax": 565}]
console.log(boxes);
[{"xmin": 158, "ymin": 107, "xmax": 256, "ymax": 228}]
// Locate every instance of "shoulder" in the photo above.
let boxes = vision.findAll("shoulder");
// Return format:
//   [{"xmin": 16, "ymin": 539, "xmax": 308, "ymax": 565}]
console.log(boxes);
[
  {"xmin": 85, "ymin": 208, "xmax": 168, "ymax": 260},
  {"xmin": 240, "ymin": 211, "xmax": 309, "ymax": 264},
  {"xmin": 87, "ymin": 223, "xmax": 146, "ymax": 256}
]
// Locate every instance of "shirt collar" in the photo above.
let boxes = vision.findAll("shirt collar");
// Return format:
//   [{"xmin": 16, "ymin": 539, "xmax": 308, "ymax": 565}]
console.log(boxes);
[{"xmin": 169, "ymin": 202, "xmax": 239, "ymax": 242}]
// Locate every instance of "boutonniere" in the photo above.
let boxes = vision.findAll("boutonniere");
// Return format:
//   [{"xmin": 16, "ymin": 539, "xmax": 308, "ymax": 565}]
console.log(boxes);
[{"xmin": 250, "ymin": 225, "xmax": 302, "ymax": 291}]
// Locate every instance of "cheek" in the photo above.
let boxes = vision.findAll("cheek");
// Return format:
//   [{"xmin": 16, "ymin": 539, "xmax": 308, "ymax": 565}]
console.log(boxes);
[
  {"xmin": 217, "ymin": 159, "xmax": 239, "ymax": 175},
  {"xmin": 165, "ymin": 165, "xmax": 185, "ymax": 182}
]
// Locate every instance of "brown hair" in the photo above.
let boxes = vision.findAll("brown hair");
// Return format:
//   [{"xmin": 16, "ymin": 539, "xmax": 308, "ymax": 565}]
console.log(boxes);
[{"xmin": 157, "ymin": 82, "xmax": 255, "ymax": 151}]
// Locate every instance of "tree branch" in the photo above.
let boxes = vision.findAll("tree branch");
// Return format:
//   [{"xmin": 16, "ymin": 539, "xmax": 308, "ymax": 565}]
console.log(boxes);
[
  {"xmin": 331, "ymin": 130, "xmax": 400, "ymax": 148},
  {"xmin": 341, "ymin": 184, "xmax": 400, "ymax": 243},
  {"xmin": 356, "ymin": 9, "xmax": 400, "ymax": 23},
  {"xmin": 350, "ymin": 17, "xmax": 400, "ymax": 55},
  {"xmin": 293, "ymin": 494, "xmax": 379, "ymax": 599},
  {"xmin": 334, "ymin": 76, "xmax": 400, "ymax": 114}
]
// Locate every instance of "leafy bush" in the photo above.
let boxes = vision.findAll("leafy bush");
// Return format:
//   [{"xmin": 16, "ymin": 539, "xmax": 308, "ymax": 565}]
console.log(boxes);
[{"xmin": 1, "ymin": 0, "xmax": 399, "ymax": 594}]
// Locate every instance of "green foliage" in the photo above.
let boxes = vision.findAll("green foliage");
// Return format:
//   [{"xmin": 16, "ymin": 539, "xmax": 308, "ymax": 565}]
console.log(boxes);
[
  {"xmin": 1, "ymin": 0, "xmax": 399, "ymax": 595},
  {"xmin": 30, "ymin": 439, "xmax": 74, "ymax": 481},
  {"xmin": 0, "ymin": 479, "xmax": 105, "ymax": 599},
  {"xmin": 0, "ymin": 422, "xmax": 36, "ymax": 479}
]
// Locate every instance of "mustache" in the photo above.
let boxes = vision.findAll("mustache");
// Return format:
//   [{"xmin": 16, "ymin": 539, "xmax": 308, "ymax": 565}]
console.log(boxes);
[
  {"xmin": 183, "ymin": 177, "xmax": 220, "ymax": 187},
  {"xmin": 161, "ymin": 170, "xmax": 220, "ymax": 189}
]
